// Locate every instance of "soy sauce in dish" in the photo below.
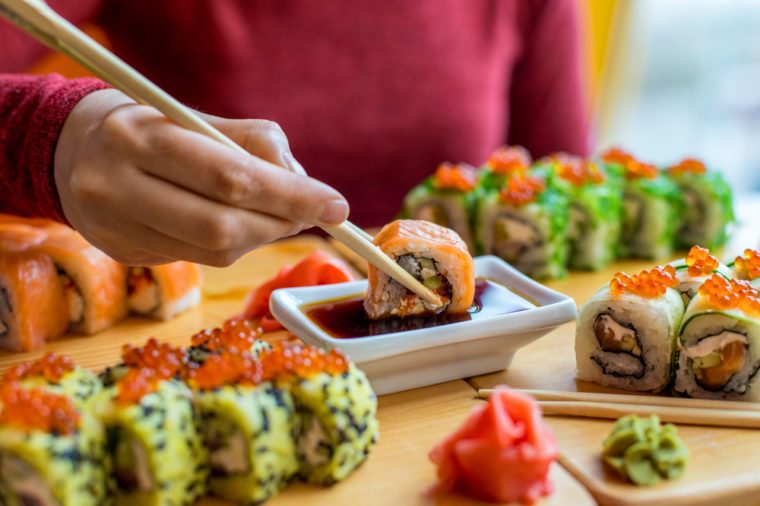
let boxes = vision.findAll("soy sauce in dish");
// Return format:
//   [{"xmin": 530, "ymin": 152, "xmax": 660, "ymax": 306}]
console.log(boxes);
[{"xmin": 304, "ymin": 279, "xmax": 534, "ymax": 339}]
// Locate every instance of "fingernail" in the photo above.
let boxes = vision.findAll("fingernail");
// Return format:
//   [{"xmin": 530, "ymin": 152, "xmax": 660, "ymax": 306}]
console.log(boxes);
[
  {"xmin": 283, "ymin": 152, "xmax": 308, "ymax": 176},
  {"xmin": 319, "ymin": 199, "xmax": 349, "ymax": 225}
]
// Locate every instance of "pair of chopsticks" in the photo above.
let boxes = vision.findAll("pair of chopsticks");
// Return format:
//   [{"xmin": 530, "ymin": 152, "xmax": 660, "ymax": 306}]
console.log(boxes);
[
  {"xmin": 0, "ymin": 0, "xmax": 442, "ymax": 307},
  {"xmin": 478, "ymin": 388, "xmax": 760, "ymax": 429}
]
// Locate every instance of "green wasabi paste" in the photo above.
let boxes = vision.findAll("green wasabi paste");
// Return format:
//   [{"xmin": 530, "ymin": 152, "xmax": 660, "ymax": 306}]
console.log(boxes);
[{"xmin": 602, "ymin": 414, "xmax": 688, "ymax": 486}]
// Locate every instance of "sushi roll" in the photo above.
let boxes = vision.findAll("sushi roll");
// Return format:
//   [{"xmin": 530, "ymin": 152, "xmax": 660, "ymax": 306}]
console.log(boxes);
[
  {"xmin": 732, "ymin": 249, "xmax": 760, "ymax": 287},
  {"xmin": 600, "ymin": 148, "xmax": 680, "ymax": 260},
  {"xmin": 575, "ymin": 265, "xmax": 685, "ymax": 392},
  {"xmin": 261, "ymin": 342, "xmax": 379, "ymax": 485},
  {"xmin": 0, "ymin": 251, "xmax": 69, "ymax": 351},
  {"xmin": 127, "ymin": 262, "xmax": 202, "ymax": 320},
  {"xmin": 186, "ymin": 350, "xmax": 298, "ymax": 504},
  {"xmin": 0, "ymin": 382, "xmax": 110, "ymax": 506},
  {"xmin": 667, "ymin": 158, "xmax": 734, "ymax": 250},
  {"xmin": 402, "ymin": 162, "xmax": 480, "ymax": 251},
  {"xmin": 669, "ymin": 245, "xmax": 732, "ymax": 305},
  {"xmin": 475, "ymin": 173, "xmax": 568, "ymax": 279},
  {"xmin": 673, "ymin": 274, "xmax": 760, "ymax": 400},
  {"xmin": 97, "ymin": 340, "xmax": 208, "ymax": 505},
  {"xmin": 364, "ymin": 219, "xmax": 475, "ymax": 319},
  {"xmin": 3, "ymin": 353, "xmax": 101, "ymax": 408},
  {"xmin": 538, "ymin": 154, "xmax": 622, "ymax": 270},
  {"xmin": 37, "ymin": 224, "xmax": 128, "ymax": 335}
]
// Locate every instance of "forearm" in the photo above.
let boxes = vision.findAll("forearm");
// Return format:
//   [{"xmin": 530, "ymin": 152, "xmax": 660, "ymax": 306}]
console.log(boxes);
[{"xmin": 0, "ymin": 73, "xmax": 109, "ymax": 220}]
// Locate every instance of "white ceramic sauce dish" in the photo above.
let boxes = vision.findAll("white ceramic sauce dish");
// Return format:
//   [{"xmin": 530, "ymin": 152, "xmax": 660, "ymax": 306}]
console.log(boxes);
[{"xmin": 269, "ymin": 255, "xmax": 577, "ymax": 395}]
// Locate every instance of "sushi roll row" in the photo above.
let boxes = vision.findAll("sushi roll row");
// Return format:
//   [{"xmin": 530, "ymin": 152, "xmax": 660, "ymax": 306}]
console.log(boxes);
[
  {"xmin": 401, "ymin": 146, "xmax": 734, "ymax": 279},
  {"xmin": 575, "ymin": 245, "xmax": 760, "ymax": 401},
  {"xmin": 0, "ymin": 215, "xmax": 203, "ymax": 351},
  {"xmin": 0, "ymin": 320, "xmax": 379, "ymax": 505}
]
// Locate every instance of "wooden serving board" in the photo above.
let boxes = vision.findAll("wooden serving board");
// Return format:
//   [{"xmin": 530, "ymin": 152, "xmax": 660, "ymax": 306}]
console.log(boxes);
[
  {"xmin": 470, "ymin": 263, "xmax": 760, "ymax": 506},
  {"xmin": 0, "ymin": 236, "xmax": 594, "ymax": 506}
]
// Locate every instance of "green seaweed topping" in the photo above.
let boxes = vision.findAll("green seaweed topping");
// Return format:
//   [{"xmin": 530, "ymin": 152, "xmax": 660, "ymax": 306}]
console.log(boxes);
[{"xmin": 602, "ymin": 414, "xmax": 688, "ymax": 486}]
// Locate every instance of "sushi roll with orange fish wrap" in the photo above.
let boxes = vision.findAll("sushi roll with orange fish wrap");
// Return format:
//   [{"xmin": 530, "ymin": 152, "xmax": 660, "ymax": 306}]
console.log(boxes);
[
  {"xmin": 365, "ymin": 219, "xmax": 475, "ymax": 320},
  {"xmin": 0, "ymin": 251, "xmax": 69, "ymax": 352},
  {"xmin": 127, "ymin": 262, "xmax": 202, "ymax": 320}
]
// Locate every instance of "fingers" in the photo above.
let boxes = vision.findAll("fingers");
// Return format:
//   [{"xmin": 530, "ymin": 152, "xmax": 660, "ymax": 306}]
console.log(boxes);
[
  {"xmin": 108, "ymin": 109, "xmax": 349, "ymax": 225},
  {"xmin": 204, "ymin": 115, "xmax": 292, "ymax": 170}
]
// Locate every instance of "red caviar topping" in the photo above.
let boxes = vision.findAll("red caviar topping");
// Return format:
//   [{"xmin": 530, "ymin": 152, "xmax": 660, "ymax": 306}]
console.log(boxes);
[
  {"xmin": 498, "ymin": 175, "xmax": 545, "ymax": 206},
  {"xmin": 685, "ymin": 245, "xmax": 719, "ymax": 277},
  {"xmin": 698, "ymin": 274, "xmax": 760, "ymax": 316},
  {"xmin": 0, "ymin": 382, "xmax": 80, "ymax": 435},
  {"xmin": 3, "ymin": 353, "xmax": 75, "ymax": 385},
  {"xmin": 260, "ymin": 341, "xmax": 349, "ymax": 380},
  {"xmin": 623, "ymin": 159, "xmax": 658, "ymax": 180},
  {"xmin": 669, "ymin": 158, "xmax": 706, "ymax": 176},
  {"xmin": 487, "ymin": 146, "xmax": 531, "ymax": 175},
  {"xmin": 734, "ymin": 249, "xmax": 760, "ymax": 281},
  {"xmin": 191, "ymin": 319, "xmax": 262, "ymax": 355},
  {"xmin": 555, "ymin": 157, "xmax": 605, "ymax": 186},
  {"xmin": 185, "ymin": 351, "xmax": 263, "ymax": 390},
  {"xmin": 600, "ymin": 147, "xmax": 635, "ymax": 166},
  {"xmin": 610, "ymin": 265, "xmax": 679, "ymax": 298},
  {"xmin": 432, "ymin": 162, "xmax": 478, "ymax": 192},
  {"xmin": 121, "ymin": 338, "xmax": 185, "ymax": 379},
  {"xmin": 116, "ymin": 368, "xmax": 157, "ymax": 405}
]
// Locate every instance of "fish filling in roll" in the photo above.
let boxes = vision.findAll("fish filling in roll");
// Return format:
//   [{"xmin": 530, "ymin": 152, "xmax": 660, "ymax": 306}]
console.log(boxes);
[
  {"xmin": 382, "ymin": 254, "xmax": 452, "ymax": 317},
  {"xmin": 683, "ymin": 331, "xmax": 748, "ymax": 391},
  {"xmin": 57, "ymin": 269, "xmax": 84, "ymax": 328},
  {"xmin": 493, "ymin": 214, "xmax": 542, "ymax": 262},
  {"xmin": 0, "ymin": 452, "xmax": 60, "ymax": 506},
  {"xmin": 591, "ymin": 313, "xmax": 644, "ymax": 378},
  {"xmin": 203, "ymin": 414, "xmax": 250, "ymax": 476},
  {"xmin": 0, "ymin": 287, "xmax": 10, "ymax": 337},
  {"xmin": 111, "ymin": 428, "xmax": 155, "ymax": 492},
  {"xmin": 127, "ymin": 267, "xmax": 160, "ymax": 315}
]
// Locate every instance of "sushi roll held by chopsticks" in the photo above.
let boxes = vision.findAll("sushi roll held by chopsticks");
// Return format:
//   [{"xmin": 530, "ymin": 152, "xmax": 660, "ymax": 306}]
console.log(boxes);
[
  {"xmin": 674, "ymin": 274, "xmax": 760, "ymax": 400},
  {"xmin": 575, "ymin": 265, "xmax": 685, "ymax": 392},
  {"xmin": 403, "ymin": 162, "xmax": 480, "ymax": 251},
  {"xmin": 667, "ymin": 158, "xmax": 734, "ymax": 250},
  {"xmin": 127, "ymin": 262, "xmax": 202, "ymax": 320},
  {"xmin": 364, "ymin": 219, "xmax": 475, "ymax": 319},
  {"xmin": 0, "ymin": 382, "xmax": 110, "ymax": 506}
]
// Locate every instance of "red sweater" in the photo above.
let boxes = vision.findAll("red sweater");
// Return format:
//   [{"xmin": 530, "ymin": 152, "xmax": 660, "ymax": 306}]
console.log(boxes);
[{"xmin": 0, "ymin": 0, "xmax": 589, "ymax": 227}]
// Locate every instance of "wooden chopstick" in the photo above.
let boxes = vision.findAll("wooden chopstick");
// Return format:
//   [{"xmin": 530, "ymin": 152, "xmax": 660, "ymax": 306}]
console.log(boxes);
[
  {"xmin": 0, "ymin": 0, "xmax": 442, "ymax": 307},
  {"xmin": 478, "ymin": 388, "xmax": 760, "ymax": 412},
  {"xmin": 537, "ymin": 400, "xmax": 760, "ymax": 429}
]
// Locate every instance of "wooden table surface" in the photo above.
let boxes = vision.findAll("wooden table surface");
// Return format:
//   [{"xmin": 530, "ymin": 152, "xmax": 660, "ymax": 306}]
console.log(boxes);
[{"xmin": 3, "ymin": 215, "xmax": 759, "ymax": 505}]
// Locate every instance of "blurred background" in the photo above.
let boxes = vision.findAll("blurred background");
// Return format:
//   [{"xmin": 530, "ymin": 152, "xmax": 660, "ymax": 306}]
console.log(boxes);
[{"xmin": 26, "ymin": 0, "xmax": 760, "ymax": 196}]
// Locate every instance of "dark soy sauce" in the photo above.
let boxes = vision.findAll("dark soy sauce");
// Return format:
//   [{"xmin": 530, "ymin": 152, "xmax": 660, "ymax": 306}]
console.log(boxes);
[{"xmin": 304, "ymin": 279, "xmax": 534, "ymax": 339}]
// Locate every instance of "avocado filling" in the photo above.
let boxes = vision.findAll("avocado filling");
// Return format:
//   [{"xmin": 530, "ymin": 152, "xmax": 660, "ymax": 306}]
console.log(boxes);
[
  {"xmin": 683, "ymin": 331, "xmax": 748, "ymax": 390},
  {"xmin": 415, "ymin": 204, "xmax": 450, "ymax": 228},
  {"xmin": 112, "ymin": 429, "xmax": 154, "ymax": 492},
  {"xmin": 127, "ymin": 268, "xmax": 160, "ymax": 315},
  {"xmin": 203, "ymin": 414, "xmax": 249, "ymax": 476},
  {"xmin": 0, "ymin": 452, "xmax": 60, "ymax": 506},
  {"xmin": 493, "ymin": 215, "xmax": 542, "ymax": 262},
  {"xmin": 57, "ymin": 270, "xmax": 84, "ymax": 327}
]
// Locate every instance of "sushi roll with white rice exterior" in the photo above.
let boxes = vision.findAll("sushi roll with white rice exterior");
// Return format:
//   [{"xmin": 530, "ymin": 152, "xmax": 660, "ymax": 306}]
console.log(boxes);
[
  {"xmin": 261, "ymin": 342, "xmax": 379, "ymax": 485},
  {"xmin": 674, "ymin": 274, "xmax": 760, "ymax": 400},
  {"xmin": 0, "ymin": 384, "xmax": 110, "ymax": 506},
  {"xmin": 127, "ymin": 263, "xmax": 202, "ymax": 321},
  {"xmin": 575, "ymin": 265, "xmax": 685, "ymax": 392}
]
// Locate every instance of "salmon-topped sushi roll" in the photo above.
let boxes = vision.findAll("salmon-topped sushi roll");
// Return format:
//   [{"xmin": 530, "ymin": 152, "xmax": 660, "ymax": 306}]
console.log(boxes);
[
  {"xmin": 127, "ymin": 262, "xmax": 202, "ymax": 320},
  {"xmin": 365, "ymin": 219, "xmax": 475, "ymax": 319},
  {"xmin": 0, "ymin": 252, "xmax": 69, "ymax": 351},
  {"xmin": 37, "ymin": 226, "xmax": 128, "ymax": 335}
]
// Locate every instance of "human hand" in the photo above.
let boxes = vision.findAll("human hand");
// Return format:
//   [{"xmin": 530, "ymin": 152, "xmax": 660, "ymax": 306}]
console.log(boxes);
[{"xmin": 54, "ymin": 89, "xmax": 348, "ymax": 266}]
